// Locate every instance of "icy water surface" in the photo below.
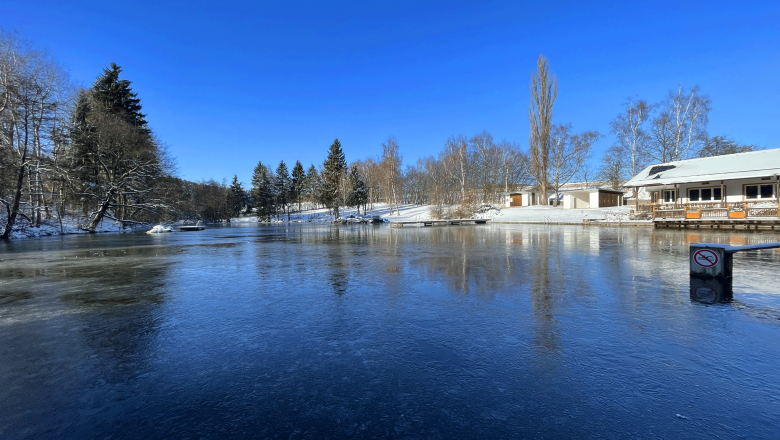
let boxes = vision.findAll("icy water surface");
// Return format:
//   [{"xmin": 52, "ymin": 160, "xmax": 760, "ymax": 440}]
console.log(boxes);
[{"xmin": 2, "ymin": 224, "xmax": 780, "ymax": 439}]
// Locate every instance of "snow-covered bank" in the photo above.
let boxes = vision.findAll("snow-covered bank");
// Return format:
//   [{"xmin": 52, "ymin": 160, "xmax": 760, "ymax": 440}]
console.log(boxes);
[
  {"xmin": 230, "ymin": 203, "xmax": 437, "ymax": 224},
  {"xmin": 3, "ymin": 203, "xmax": 650, "ymax": 241},
  {"xmin": 0, "ymin": 215, "xmax": 143, "ymax": 240},
  {"xmin": 492, "ymin": 205, "xmax": 652, "ymax": 225},
  {"xmin": 230, "ymin": 203, "xmax": 650, "ymax": 226}
]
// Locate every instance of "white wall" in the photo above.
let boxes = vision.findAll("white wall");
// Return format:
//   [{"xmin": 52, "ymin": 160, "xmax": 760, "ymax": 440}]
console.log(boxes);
[
  {"xmin": 670, "ymin": 178, "xmax": 780, "ymax": 204},
  {"xmin": 589, "ymin": 192, "xmax": 599, "ymax": 208}
]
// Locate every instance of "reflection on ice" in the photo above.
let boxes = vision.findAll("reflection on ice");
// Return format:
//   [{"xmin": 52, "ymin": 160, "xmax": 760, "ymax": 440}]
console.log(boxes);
[{"xmin": 1, "ymin": 224, "xmax": 780, "ymax": 439}]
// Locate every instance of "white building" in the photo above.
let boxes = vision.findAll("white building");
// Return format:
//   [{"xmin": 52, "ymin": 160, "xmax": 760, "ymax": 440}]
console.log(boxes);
[
  {"xmin": 501, "ymin": 190, "xmax": 540, "ymax": 207},
  {"xmin": 560, "ymin": 188, "xmax": 624, "ymax": 209},
  {"xmin": 623, "ymin": 149, "xmax": 780, "ymax": 206}
]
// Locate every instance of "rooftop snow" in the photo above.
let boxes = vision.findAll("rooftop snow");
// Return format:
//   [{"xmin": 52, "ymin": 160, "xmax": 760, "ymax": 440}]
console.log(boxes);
[{"xmin": 624, "ymin": 148, "xmax": 780, "ymax": 187}]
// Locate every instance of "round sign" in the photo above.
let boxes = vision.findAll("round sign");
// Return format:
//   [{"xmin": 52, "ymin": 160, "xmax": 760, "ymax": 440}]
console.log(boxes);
[{"xmin": 693, "ymin": 249, "xmax": 719, "ymax": 268}]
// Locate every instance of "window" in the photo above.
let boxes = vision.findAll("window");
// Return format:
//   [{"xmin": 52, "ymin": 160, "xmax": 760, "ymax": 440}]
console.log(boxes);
[
  {"xmin": 663, "ymin": 190, "xmax": 676, "ymax": 203},
  {"xmin": 745, "ymin": 184, "xmax": 775, "ymax": 200},
  {"xmin": 688, "ymin": 187, "xmax": 721, "ymax": 202}
]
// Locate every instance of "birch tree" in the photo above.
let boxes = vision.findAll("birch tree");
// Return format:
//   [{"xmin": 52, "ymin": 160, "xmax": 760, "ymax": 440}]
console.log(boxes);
[
  {"xmin": 380, "ymin": 136, "xmax": 402, "ymax": 215},
  {"xmin": 648, "ymin": 85, "xmax": 710, "ymax": 163},
  {"xmin": 0, "ymin": 32, "xmax": 72, "ymax": 239},
  {"xmin": 442, "ymin": 135, "xmax": 469, "ymax": 201},
  {"xmin": 609, "ymin": 99, "xmax": 650, "ymax": 180}
]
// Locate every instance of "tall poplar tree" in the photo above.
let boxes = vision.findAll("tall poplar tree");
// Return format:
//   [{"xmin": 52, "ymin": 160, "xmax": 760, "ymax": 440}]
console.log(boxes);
[{"xmin": 528, "ymin": 54, "xmax": 557, "ymax": 205}]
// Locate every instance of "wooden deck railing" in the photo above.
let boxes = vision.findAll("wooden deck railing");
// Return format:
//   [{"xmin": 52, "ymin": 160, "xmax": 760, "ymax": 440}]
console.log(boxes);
[{"xmin": 650, "ymin": 201, "xmax": 780, "ymax": 220}]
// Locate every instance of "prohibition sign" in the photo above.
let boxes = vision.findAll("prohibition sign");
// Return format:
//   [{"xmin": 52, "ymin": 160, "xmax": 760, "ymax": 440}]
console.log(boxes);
[{"xmin": 693, "ymin": 249, "xmax": 719, "ymax": 267}]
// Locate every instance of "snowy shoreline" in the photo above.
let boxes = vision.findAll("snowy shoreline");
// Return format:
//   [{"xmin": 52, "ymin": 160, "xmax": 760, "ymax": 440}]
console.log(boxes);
[{"xmin": 1, "ymin": 204, "xmax": 652, "ymax": 240}]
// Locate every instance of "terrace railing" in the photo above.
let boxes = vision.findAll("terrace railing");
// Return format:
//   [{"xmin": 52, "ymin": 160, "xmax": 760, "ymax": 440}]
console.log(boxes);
[{"xmin": 651, "ymin": 201, "xmax": 780, "ymax": 220}]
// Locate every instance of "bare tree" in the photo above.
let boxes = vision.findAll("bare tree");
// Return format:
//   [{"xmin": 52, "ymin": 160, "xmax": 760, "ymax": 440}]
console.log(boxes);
[
  {"xmin": 610, "ymin": 99, "xmax": 651, "ymax": 180},
  {"xmin": 529, "ymin": 54, "xmax": 557, "ymax": 205},
  {"xmin": 648, "ymin": 85, "xmax": 710, "ymax": 163},
  {"xmin": 598, "ymin": 145, "xmax": 627, "ymax": 190},
  {"xmin": 498, "ymin": 140, "xmax": 530, "ymax": 193},
  {"xmin": 547, "ymin": 124, "xmax": 600, "ymax": 206},
  {"xmin": 380, "ymin": 136, "xmax": 403, "ymax": 215},
  {"xmin": 0, "ymin": 32, "xmax": 71, "ymax": 239},
  {"xmin": 68, "ymin": 92, "xmax": 168, "ymax": 232},
  {"xmin": 442, "ymin": 135, "xmax": 469, "ymax": 202},
  {"xmin": 698, "ymin": 135, "xmax": 759, "ymax": 157},
  {"xmin": 470, "ymin": 130, "xmax": 500, "ymax": 203}
]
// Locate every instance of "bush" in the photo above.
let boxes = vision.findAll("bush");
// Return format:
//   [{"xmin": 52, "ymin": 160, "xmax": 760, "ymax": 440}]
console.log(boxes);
[{"xmin": 451, "ymin": 192, "xmax": 480, "ymax": 219}]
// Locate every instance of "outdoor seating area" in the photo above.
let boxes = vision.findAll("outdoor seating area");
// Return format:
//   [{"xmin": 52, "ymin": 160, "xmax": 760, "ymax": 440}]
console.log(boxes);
[{"xmin": 641, "ymin": 201, "xmax": 780, "ymax": 220}]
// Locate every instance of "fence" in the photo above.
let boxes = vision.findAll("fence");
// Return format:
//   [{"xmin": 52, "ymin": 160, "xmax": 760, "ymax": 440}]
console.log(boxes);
[{"xmin": 650, "ymin": 201, "xmax": 780, "ymax": 220}]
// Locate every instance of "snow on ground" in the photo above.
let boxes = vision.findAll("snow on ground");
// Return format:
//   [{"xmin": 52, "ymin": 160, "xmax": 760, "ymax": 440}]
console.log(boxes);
[
  {"xmin": 232, "ymin": 203, "xmax": 649, "ymax": 225},
  {"xmin": 2, "ymin": 215, "xmax": 140, "ymax": 239},
  {"xmin": 492, "ymin": 205, "xmax": 650, "ymax": 224},
  {"xmin": 230, "ymin": 203, "xmax": 435, "ymax": 224},
  {"xmin": 3, "ymin": 203, "xmax": 650, "ymax": 240}
]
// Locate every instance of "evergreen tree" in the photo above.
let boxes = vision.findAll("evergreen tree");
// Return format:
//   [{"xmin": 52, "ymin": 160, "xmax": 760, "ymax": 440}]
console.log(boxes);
[
  {"xmin": 69, "ymin": 63, "xmax": 166, "ymax": 231},
  {"xmin": 276, "ymin": 161, "xmax": 291, "ymax": 221},
  {"xmin": 91, "ymin": 63, "xmax": 150, "ymax": 135},
  {"xmin": 291, "ymin": 160, "xmax": 306, "ymax": 212},
  {"xmin": 228, "ymin": 175, "xmax": 245, "ymax": 217},
  {"xmin": 304, "ymin": 165, "xmax": 322, "ymax": 208},
  {"xmin": 347, "ymin": 165, "xmax": 368, "ymax": 214},
  {"xmin": 251, "ymin": 161, "xmax": 275, "ymax": 221},
  {"xmin": 322, "ymin": 139, "xmax": 347, "ymax": 218}
]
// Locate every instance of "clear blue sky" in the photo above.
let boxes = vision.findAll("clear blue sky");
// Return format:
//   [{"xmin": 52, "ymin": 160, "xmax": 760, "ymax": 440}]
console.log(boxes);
[{"xmin": 5, "ymin": 0, "xmax": 779, "ymax": 186}]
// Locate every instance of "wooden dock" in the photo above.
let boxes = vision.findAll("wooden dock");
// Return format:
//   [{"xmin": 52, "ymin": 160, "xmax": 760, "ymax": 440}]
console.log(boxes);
[
  {"xmin": 655, "ymin": 219, "xmax": 780, "ymax": 230},
  {"xmin": 390, "ymin": 219, "xmax": 490, "ymax": 227}
]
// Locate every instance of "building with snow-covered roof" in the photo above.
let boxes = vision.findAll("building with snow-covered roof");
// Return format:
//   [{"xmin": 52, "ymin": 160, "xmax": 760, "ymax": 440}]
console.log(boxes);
[
  {"xmin": 501, "ymin": 190, "xmax": 540, "ymax": 207},
  {"xmin": 560, "ymin": 188, "xmax": 624, "ymax": 209},
  {"xmin": 624, "ymin": 148, "xmax": 780, "ymax": 222},
  {"xmin": 624, "ymin": 149, "xmax": 780, "ymax": 204}
]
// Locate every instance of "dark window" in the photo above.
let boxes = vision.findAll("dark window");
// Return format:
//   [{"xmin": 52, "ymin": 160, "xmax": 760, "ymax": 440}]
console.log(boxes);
[
  {"xmin": 663, "ymin": 190, "xmax": 675, "ymax": 203},
  {"xmin": 689, "ymin": 189, "xmax": 700, "ymax": 201},
  {"xmin": 760, "ymin": 184, "xmax": 774, "ymax": 198},
  {"xmin": 701, "ymin": 188, "xmax": 712, "ymax": 200},
  {"xmin": 713, "ymin": 188, "xmax": 722, "ymax": 200},
  {"xmin": 746, "ymin": 185, "xmax": 758, "ymax": 199}
]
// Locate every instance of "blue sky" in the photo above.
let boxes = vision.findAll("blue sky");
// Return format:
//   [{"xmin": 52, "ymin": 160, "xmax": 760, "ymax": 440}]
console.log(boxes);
[{"xmin": 5, "ymin": 1, "xmax": 779, "ymax": 186}]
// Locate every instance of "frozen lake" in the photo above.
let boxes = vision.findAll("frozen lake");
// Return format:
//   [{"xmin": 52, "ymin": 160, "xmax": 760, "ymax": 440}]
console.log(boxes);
[{"xmin": 2, "ymin": 224, "xmax": 780, "ymax": 439}]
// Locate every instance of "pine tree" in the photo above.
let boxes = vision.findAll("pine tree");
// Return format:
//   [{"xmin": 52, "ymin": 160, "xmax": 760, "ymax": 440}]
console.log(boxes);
[
  {"xmin": 251, "ymin": 161, "xmax": 275, "ymax": 221},
  {"xmin": 69, "ymin": 63, "xmax": 165, "ymax": 231},
  {"xmin": 304, "ymin": 165, "xmax": 321, "ymax": 208},
  {"xmin": 228, "ymin": 175, "xmax": 245, "ymax": 217},
  {"xmin": 347, "ymin": 165, "xmax": 368, "ymax": 214},
  {"xmin": 276, "ymin": 161, "xmax": 291, "ymax": 221},
  {"xmin": 322, "ymin": 139, "xmax": 347, "ymax": 218},
  {"xmin": 291, "ymin": 160, "xmax": 306, "ymax": 212},
  {"xmin": 92, "ymin": 62, "xmax": 150, "ymax": 134}
]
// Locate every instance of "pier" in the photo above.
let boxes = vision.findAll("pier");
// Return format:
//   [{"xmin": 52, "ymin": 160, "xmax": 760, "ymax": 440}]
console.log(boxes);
[
  {"xmin": 390, "ymin": 219, "xmax": 490, "ymax": 227},
  {"xmin": 656, "ymin": 219, "xmax": 780, "ymax": 230}
]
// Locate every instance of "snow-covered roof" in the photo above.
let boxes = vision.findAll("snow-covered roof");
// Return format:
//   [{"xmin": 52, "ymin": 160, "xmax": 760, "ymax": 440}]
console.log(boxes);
[
  {"xmin": 560, "ymin": 187, "xmax": 624, "ymax": 194},
  {"xmin": 501, "ymin": 190, "xmax": 538, "ymax": 195},
  {"xmin": 624, "ymin": 149, "xmax": 780, "ymax": 187}
]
